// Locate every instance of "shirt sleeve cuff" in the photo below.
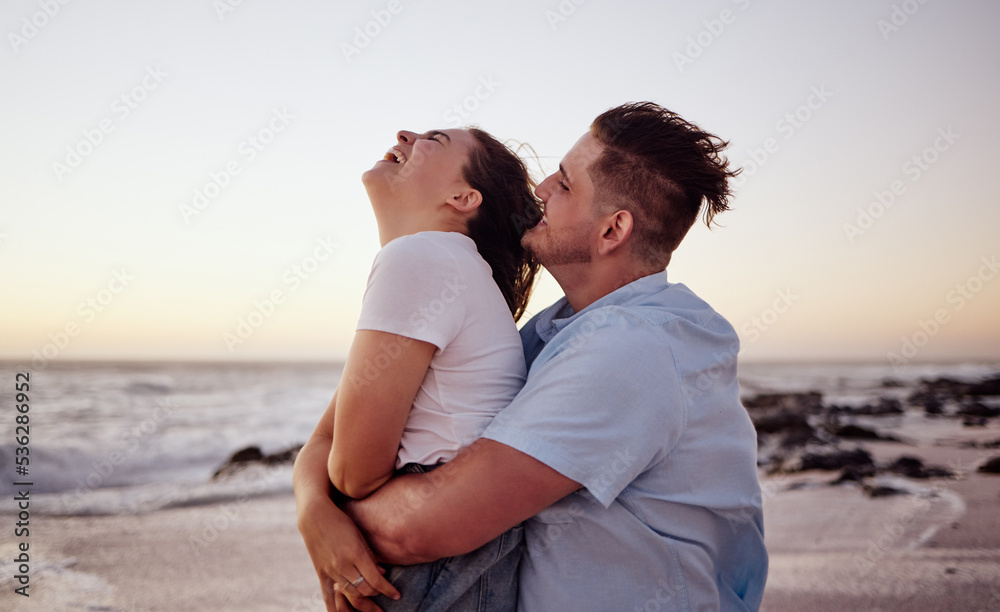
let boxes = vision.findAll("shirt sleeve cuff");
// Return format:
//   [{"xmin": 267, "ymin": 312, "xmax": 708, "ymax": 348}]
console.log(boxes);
[{"xmin": 482, "ymin": 424, "xmax": 619, "ymax": 508}]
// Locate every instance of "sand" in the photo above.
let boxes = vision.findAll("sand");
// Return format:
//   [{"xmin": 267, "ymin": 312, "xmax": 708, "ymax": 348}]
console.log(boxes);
[
  {"xmin": 0, "ymin": 495, "xmax": 320, "ymax": 612},
  {"xmin": 760, "ymin": 417, "xmax": 1000, "ymax": 612}
]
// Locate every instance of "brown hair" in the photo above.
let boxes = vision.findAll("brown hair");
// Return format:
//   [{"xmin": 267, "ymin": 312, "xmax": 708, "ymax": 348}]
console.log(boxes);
[
  {"xmin": 589, "ymin": 102, "xmax": 739, "ymax": 268},
  {"xmin": 462, "ymin": 128, "xmax": 541, "ymax": 322}
]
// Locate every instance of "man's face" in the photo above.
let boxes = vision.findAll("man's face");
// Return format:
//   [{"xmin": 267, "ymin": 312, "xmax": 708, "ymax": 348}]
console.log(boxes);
[{"xmin": 521, "ymin": 131, "xmax": 605, "ymax": 267}]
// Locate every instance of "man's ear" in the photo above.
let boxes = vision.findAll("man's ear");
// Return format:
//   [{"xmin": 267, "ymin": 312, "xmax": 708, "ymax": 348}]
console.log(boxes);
[
  {"xmin": 596, "ymin": 210, "xmax": 633, "ymax": 256},
  {"xmin": 446, "ymin": 188, "xmax": 483, "ymax": 214}
]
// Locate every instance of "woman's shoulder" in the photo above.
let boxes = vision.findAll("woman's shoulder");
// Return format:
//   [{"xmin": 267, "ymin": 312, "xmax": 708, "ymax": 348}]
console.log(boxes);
[{"xmin": 378, "ymin": 232, "xmax": 477, "ymax": 267}]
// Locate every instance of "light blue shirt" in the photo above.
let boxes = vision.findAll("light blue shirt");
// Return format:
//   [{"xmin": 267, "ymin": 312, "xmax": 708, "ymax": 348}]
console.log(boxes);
[{"xmin": 482, "ymin": 271, "xmax": 767, "ymax": 612}]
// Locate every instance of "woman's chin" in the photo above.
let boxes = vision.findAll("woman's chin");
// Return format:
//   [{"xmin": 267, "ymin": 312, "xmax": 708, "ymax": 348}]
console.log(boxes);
[
  {"xmin": 361, "ymin": 167, "xmax": 392, "ymax": 195},
  {"xmin": 361, "ymin": 166, "xmax": 379, "ymax": 184}
]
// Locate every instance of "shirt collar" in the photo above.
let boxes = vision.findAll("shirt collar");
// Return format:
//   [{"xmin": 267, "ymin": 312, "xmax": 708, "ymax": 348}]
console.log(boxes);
[{"xmin": 534, "ymin": 270, "xmax": 670, "ymax": 342}]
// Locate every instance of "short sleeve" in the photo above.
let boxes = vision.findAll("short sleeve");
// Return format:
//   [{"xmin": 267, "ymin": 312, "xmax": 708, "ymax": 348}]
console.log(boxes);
[
  {"xmin": 483, "ymin": 308, "xmax": 687, "ymax": 507},
  {"xmin": 356, "ymin": 234, "xmax": 467, "ymax": 350}
]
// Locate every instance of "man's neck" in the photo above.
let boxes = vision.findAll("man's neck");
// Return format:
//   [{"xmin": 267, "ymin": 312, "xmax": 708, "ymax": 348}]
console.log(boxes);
[{"xmin": 551, "ymin": 261, "xmax": 656, "ymax": 313}]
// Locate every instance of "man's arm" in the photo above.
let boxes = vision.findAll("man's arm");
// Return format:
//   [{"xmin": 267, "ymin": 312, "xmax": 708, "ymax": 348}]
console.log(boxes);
[
  {"xmin": 345, "ymin": 437, "xmax": 581, "ymax": 565},
  {"xmin": 347, "ymin": 314, "xmax": 682, "ymax": 566}
]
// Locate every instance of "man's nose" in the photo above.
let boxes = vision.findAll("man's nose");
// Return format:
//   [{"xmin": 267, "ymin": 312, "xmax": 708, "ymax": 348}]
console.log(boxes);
[{"xmin": 535, "ymin": 175, "xmax": 554, "ymax": 202}]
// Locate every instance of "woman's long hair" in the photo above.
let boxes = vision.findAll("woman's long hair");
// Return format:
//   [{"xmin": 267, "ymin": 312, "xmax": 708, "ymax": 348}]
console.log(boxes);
[{"xmin": 462, "ymin": 128, "xmax": 541, "ymax": 322}]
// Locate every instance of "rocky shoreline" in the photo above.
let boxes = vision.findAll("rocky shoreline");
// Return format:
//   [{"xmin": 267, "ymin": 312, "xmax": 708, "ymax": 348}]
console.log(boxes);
[
  {"xmin": 207, "ymin": 373, "xmax": 1000, "ymax": 495},
  {"xmin": 748, "ymin": 373, "xmax": 1000, "ymax": 497}
]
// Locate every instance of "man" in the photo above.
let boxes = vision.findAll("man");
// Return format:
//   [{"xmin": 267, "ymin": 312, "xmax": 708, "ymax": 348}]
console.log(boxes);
[{"xmin": 295, "ymin": 102, "xmax": 767, "ymax": 611}]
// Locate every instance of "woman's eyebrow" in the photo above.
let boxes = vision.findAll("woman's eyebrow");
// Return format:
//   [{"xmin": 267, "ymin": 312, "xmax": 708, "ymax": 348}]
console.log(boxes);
[{"xmin": 426, "ymin": 130, "xmax": 451, "ymax": 143}]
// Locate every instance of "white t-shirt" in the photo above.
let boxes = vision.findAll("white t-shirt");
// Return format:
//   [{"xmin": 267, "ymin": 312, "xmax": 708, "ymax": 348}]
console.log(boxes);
[{"xmin": 356, "ymin": 231, "xmax": 526, "ymax": 467}]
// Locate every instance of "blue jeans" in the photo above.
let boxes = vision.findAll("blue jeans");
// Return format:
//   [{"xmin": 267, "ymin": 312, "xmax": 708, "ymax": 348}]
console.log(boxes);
[{"xmin": 372, "ymin": 463, "xmax": 523, "ymax": 612}]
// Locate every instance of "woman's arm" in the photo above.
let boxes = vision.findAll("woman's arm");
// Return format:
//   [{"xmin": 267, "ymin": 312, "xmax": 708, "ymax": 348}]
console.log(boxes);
[
  {"xmin": 329, "ymin": 329, "xmax": 437, "ymax": 499},
  {"xmin": 293, "ymin": 390, "xmax": 401, "ymax": 610}
]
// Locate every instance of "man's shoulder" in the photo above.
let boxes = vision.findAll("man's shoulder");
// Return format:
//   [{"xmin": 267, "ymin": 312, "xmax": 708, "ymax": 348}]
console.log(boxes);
[{"xmin": 579, "ymin": 282, "xmax": 737, "ymax": 342}]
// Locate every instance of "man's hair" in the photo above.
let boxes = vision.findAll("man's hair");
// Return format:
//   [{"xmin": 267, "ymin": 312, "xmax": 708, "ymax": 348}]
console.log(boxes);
[{"xmin": 589, "ymin": 101, "xmax": 739, "ymax": 269}]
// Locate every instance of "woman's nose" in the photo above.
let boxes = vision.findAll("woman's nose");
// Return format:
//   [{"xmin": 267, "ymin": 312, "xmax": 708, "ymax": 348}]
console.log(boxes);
[{"xmin": 396, "ymin": 130, "xmax": 418, "ymax": 144}]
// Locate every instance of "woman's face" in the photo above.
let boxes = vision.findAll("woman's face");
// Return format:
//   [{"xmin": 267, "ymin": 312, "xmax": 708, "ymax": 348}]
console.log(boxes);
[{"xmin": 362, "ymin": 128, "xmax": 477, "ymax": 211}]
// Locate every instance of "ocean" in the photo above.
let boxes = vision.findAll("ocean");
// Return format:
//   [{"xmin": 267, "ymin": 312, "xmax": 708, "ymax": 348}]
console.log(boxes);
[
  {"xmin": 0, "ymin": 360, "xmax": 342, "ymax": 516},
  {"xmin": 1, "ymin": 359, "xmax": 998, "ymax": 517}
]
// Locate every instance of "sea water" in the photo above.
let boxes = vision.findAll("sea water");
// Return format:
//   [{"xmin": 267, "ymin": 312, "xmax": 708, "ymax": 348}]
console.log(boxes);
[
  {"xmin": 1, "ymin": 359, "xmax": 997, "ymax": 516},
  {"xmin": 0, "ymin": 360, "xmax": 342, "ymax": 516}
]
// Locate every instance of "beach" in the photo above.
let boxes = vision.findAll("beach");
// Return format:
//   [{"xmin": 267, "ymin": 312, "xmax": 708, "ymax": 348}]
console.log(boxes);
[
  {"xmin": 0, "ymin": 495, "xmax": 317, "ymax": 612},
  {"xmin": 761, "ymin": 436, "xmax": 1000, "ymax": 611},
  {"xmin": 4, "ymin": 477, "xmax": 998, "ymax": 612},
  {"xmin": 2, "ymin": 360, "xmax": 999, "ymax": 611}
]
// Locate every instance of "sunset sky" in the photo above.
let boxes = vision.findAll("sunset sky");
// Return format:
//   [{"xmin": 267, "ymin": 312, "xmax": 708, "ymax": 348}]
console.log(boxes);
[{"xmin": 2, "ymin": 0, "xmax": 998, "ymax": 365}]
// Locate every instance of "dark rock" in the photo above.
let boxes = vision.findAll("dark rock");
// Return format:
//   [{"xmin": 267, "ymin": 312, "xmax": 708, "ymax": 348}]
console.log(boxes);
[
  {"xmin": 829, "ymin": 398, "xmax": 903, "ymax": 416},
  {"xmin": 957, "ymin": 402, "xmax": 1000, "ymax": 418},
  {"xmin": 780, "ymin": 429, "xmax": 821, "ymax": 449},
  {"xmin": 887, "ymin": 455, "xmax": 954, "ymax": 479},
  {"xmin": 880, "ymin": 377, "xmax": 905, "ymax": 388},
  {"xmin": 919, "ymin": 396, "xmax": 944, "ymax": 415},
  {"xmin": 264, "ymin": 446, "xmax": 302, "ymax": 465},
  {"xmin": 907, "ymin": 387, "xmax": 954, "ymax": 413},
  {"xmin": 212, "ymin": 444, "xmax": 304, "ymax": 479},
  {"xmin": 828, "ymin": 423, "xmax": 901, "ymax": 442},
  {"xmin": 750, "ymin": 409, "xmax": 807, "ymax": 434},
  {"xmin": 919, "ymin": 377, "xmax": 969, "ymax": 395},
  {"xmin": 906, "ymin": 374, "xmax": 1000, "ymax": 411},
  {"xmin": 744, "ymin": 392, "xmax": 823, "ymax": 413},
  {"xmin": 229, "ymin": 446, "xmax": 264, "ymax": 463},
  {"xmin": 874, "ymin": 397, "xmax": 904, "ymax": 414},
  {"xmin": 887, "ymin": 456, "xmax": 923, "ymax": 476},
  {"xmin": 750, "ymin": 410, "xmax": 821, "ymax": 449},
  {"xmin": 963, "ymin": 416, "xmax": 989, "ymax": 428},
  {"xmin": 978, "ymin": 456, "xmax": 1000, "ymax": 474},
  {"xmin": 968, "ymin": 375, "xmax": 1000, "ymax": 396},
  {"xmin": 864, "ymin": 483, "xmax": 908, "ymax": 498},
  {"xmin": 775, "ymin": 446, "xmax": 874, "ymax": 473},
  {"xmin": 832, "ymin": 463, "xmax": 878, "ymax": 484}
]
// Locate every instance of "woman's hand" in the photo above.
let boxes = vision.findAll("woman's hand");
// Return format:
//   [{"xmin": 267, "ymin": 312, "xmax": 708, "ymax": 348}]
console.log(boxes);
[
  {"xmin": 294, "ymin": 389, "xmax": 399, "ymax": 610},
  {"xmin": 297, "ymin": 493, "xmax": 401, "ymax": 611}
]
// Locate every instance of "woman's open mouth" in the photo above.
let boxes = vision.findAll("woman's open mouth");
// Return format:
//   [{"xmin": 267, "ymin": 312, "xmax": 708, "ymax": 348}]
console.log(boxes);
[{"xmin": 383, "ymin": 147, "xmax": 406, "ymax": 164}]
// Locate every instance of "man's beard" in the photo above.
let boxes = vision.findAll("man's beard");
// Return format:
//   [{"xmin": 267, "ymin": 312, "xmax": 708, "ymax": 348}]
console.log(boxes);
[{"xmin": 521, "ymin": 226, "xmax": 591, "ymax": 267}]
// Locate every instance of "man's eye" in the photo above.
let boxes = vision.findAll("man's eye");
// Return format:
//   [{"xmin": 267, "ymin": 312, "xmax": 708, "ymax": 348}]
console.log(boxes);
[{"xmin": 558, "ymin": 181, "xmax": 569, "ymax": 191}]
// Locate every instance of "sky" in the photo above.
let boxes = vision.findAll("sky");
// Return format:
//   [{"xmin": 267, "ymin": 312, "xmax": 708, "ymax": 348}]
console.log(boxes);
[{"xmin": 1, "ymin": 0, "xmax": 998, "ymax": 366}]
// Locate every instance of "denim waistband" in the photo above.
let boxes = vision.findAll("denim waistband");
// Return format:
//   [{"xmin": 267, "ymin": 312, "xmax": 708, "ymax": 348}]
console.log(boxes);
[{"xmin": 396, "ymin": 462, "xmax": 441, "ymax": 475}]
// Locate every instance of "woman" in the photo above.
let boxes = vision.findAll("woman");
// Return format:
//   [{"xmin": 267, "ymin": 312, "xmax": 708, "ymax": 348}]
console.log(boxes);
[{"xmin": 294, "ymin": 126, "xmax": 541, "ymax": 611}]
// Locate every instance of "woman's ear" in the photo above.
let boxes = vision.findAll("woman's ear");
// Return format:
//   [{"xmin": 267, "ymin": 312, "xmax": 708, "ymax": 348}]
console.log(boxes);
[{"xmin": 446, "ymin": 188, "xmax": 483, "ymax": 214}]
